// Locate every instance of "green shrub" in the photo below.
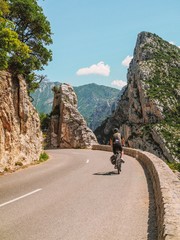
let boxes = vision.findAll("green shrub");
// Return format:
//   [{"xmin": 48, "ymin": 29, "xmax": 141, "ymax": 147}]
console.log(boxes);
[
  {"xmin": 167, "ymin": 162, "xmax": 180, "ymax": 172},
  {"xmin": 15, "ymin": 161, "xmax": 23, "ymax": 166},
  {"xmin": 39, "ymin": 152, "xmax": 49, "ymax": 163}
]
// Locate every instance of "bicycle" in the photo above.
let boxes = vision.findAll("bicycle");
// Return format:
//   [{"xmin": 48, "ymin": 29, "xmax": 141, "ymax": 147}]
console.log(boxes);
[
  {"xmin": 114, "ymin": 151, "xmax": 122, "ymax": 174},
  {"xmin": 110, "ymin": 151, "xmax": 124, "ymax": 174}
]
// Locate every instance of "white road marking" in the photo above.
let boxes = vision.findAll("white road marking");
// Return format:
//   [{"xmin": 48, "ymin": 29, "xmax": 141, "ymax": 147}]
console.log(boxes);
[
  {"xmin": 86, "ymin": 159, "xmax": 89, "ymax": 163},
  {"xmin": 0, "ymin": 189, "xmax": 42, "ymax": 208}
]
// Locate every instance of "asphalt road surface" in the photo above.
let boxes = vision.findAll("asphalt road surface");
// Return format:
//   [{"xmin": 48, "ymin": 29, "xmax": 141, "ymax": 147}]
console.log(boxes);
[{"xmin": 0, "ymin": 149, "xmax": 157, "ymax": 240}]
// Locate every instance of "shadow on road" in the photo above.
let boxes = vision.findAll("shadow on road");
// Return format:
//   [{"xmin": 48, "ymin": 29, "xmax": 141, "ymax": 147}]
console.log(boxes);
[
  {"xmin": 138, "ymin": 161, "xmax": 158, "ymax": 240},
  {"xmin": 93, "ymin": 171, "xmax": 119, "ymax": 176}
]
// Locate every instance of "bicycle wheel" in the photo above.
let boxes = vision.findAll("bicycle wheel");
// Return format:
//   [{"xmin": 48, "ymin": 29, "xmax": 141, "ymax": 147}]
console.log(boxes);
[{"xmin": 116, "ymin": 153, "xmax": 121, "ymax": 174}]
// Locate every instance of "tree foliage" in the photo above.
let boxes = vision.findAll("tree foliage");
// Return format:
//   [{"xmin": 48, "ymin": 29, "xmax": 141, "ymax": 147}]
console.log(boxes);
[
  {"xmin": 0, "ymin": 0, "xmax": 10, "ymax": 17},
  {"xmin": 0, "ymin": 0, "xmax": 30, "ymax": 70},
  {"xmin": 0, "ymin": 27, "xmax": 30, "ymax": 69},
  {"xmin": 0, "ymin": 0, "xmax": 53, "ymax": 92},
  {"xmin": 39, "ymin": 112, "xmax": 50, "ymax": 131}
]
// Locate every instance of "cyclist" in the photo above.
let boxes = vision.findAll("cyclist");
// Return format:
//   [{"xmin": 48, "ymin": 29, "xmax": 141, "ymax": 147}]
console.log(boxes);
[
  {"xmin": 110, "ymin": 128, "xmax": 123, "ymax": 168},
  {"xmin": 112, "ymin": 128, "xmax": 122, "ymax": 154}
]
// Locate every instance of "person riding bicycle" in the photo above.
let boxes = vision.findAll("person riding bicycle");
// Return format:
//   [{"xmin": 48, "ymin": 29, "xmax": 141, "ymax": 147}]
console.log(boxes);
[
  {"xmin": 112, "ymin": 128, "xmax": 122, "ymax": 154},
  {"xmin": 110, "ymin": 128, "xmax": 124, "ymax": 168}
]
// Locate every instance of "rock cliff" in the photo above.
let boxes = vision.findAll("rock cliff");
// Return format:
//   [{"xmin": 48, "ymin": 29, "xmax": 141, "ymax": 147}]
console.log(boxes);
[
  {"xmin": 47, "ymin": 84, "xmax": 97, "ymax": 148},
  {"xmin": 31, "ymin": 82, "xmax": 121, "ymax": 130},
  {"xmin": 0, "ymin": 71, "xmax": 42, "ymax": 172},
  {"xmin": 95, "ymin": 32, "xmax": 180, "ymax": 162}
]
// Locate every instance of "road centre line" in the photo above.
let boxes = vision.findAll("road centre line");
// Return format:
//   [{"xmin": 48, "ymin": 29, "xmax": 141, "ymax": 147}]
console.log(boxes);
[{"xmin": 0, "ymin": 189, "xmax": 42, "ymax": 208}]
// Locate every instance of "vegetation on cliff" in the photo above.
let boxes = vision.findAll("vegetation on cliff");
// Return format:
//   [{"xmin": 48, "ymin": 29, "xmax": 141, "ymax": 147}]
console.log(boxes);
[
  {"xmin": 0, "ymin": 0, "xmax": 52, "ymax": 92},
  {"xmin": 142, "ymin": 33, "xmax": 180, "ymax": 161},
  {"xmin": 95, "ymin": 32, "xmax": 180, "ymax": 163}
]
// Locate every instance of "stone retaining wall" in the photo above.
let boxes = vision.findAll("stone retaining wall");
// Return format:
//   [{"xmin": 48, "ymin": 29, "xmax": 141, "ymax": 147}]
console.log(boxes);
[{"xmin": 92, "ymin": 144, "xmax": 180, "ymax": 240}]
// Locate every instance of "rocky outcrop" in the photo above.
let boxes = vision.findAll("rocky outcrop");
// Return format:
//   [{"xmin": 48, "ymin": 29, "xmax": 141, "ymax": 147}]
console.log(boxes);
[
  {"xmin": 0, "ymin": 71, "xmax": 42, "ymax": 172},
  {"xmin": 95, "ymin": 32, "xmax": 180, "ymax": 162},
  {"xmin": 47, "ymin": 84, "xmax": 97, "ymax": 148},
  {"xmin": 31, "ymin": 82, "xmax": 120, "ymax": 130}
]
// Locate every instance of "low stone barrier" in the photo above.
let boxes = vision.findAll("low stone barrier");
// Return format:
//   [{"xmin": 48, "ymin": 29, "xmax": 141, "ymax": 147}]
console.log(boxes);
[{"xmin": 92, "ymin": 144, "xmax": 180, "ymax": 240}]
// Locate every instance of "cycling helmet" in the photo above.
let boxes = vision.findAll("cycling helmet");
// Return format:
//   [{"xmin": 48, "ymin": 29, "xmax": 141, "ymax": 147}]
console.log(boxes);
[{"xmin": 113, "ymin": 128, "xmax": 119, "ymax": 133}]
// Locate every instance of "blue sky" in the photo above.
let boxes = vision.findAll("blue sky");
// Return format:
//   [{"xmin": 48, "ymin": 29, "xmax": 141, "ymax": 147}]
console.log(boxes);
[{"xmin": 38, "ymin": 0, "xmax": 180, "ymax": 89}]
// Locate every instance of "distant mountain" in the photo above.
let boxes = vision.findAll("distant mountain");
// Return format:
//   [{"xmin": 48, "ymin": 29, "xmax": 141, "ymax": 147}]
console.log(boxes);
[
  {"xmin": 31, "ymin": 80, "xmax": 60, "ymax": 114},
  {"xmin": 31, "ymin": 82, "xmax": 124, "ymax": 130},
  {"xmin": 74, "ymin": 84, "xmax": 124, "ymax": 130}
]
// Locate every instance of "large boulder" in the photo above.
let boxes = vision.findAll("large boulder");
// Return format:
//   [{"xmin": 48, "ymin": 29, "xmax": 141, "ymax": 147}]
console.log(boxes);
[{"xmin": 47, "ymin": 84, "xmax": 97, "ymax": 148}]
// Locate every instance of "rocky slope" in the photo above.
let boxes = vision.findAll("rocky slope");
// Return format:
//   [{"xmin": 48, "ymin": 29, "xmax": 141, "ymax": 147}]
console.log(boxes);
[
  {"xmin": 31, "ymin": 82, "xmax": 121, "ymax": 130},
  {"xmin": 95, "ymin": 32, "xmax": 180, "ymax": 162},
  {"xmin": 0, "ymin": 71, "xmax": 42, "ymax": 172},
  {"xmin": 47, "ymin": 84, "xmax": 97, "ymax": 149},
  {"xmin": 74, "ymin": 84, "xmax": 124, "ymax": 130}
]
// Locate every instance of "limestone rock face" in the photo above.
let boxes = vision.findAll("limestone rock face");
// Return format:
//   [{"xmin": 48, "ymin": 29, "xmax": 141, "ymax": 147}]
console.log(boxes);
[
  {"xmin": 31, "ymin": 81, "xmax": 120, "ymax": 131},
  {"xmin": 95, "ymin": 32, "xmax": 180, "ymax": 162},
  {"xmin": 47, "ymin": 84, "xmax": 97, "ymax": 148},
  {"xmin": 0, "ymin": 71, "xmax": 42, "ymax": 172}
]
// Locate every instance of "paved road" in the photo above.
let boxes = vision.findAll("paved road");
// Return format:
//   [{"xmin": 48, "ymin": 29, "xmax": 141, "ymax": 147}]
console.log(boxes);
[{"xmin": 0, "ymin": 149, "xmax": 157, "ymax": 240}]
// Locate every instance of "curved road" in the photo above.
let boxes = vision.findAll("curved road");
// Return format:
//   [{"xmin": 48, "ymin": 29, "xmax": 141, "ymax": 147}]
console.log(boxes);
[{"xmin": 0, "ymin": 149, "xmax": 157, "ymax": 240}]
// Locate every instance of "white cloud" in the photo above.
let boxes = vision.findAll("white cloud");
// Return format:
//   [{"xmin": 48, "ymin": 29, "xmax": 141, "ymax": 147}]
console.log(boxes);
[
  {"xmin": 178, "ymin": 46, "xmax": 180, "ymax": 49},
  {"xmin": 111, "ymin": 80, "xmax": 127, "ymax": 88},
  {"xmin": 76, "ymin": 61, "xmax": 110, "ymax": 76},
  {"xmin": 122, "ymin": 55, "xmax": 133, "ymax": 67}
]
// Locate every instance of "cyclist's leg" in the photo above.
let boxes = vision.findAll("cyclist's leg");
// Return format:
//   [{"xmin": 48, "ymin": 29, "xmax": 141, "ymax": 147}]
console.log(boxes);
[
  {"xmin": 117, "ymin": 143, "xmax": 124, "ymax": 160},
  {"xmin": 114, "ymin": 144, "xmax": 119, "ymax": 168},
  {"xmin": 119, "ymin": 143, "xmax": 122, "ymax": 153},
  {"xmin": 112, "ymin": 144, "xmax": 117, "ymax": 154}
]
